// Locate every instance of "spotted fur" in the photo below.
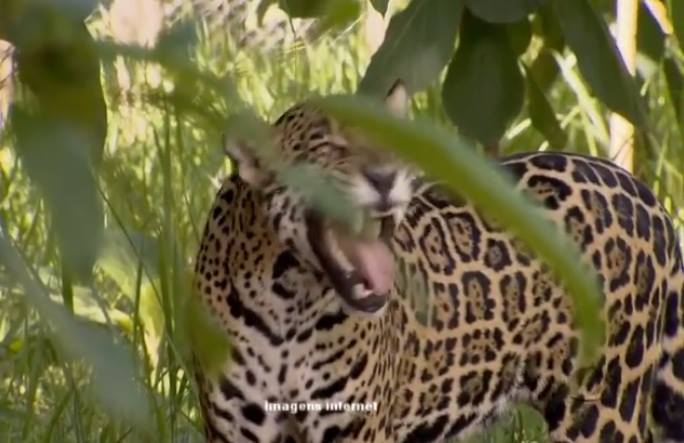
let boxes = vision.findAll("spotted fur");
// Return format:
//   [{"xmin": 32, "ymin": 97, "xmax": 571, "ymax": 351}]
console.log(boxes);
[{"xmin": 194, "ymin": 103, "xmax": 684, "ymax": 443}]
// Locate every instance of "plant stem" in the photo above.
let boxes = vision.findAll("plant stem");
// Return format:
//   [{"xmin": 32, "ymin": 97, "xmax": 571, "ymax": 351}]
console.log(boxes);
[{"xmin": 609, "ymin": 0, "xmax": 638, "ymax": 171}]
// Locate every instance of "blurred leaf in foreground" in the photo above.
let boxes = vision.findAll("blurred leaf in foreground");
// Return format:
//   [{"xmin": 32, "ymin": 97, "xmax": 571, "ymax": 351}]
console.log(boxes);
[
  {"xmin": 183, "ymin": 293, "xmax": 231, "ymax": 378},
  {"xmin": 4, "ymin": 1, "xmax": 106, "ymax": 281},
  {"xmin": 0, "ymin": 226, "xmax": 152, "ymax": 430},
  {"xmin": 317, "ymin": 94, "xmax": 604, "ymax": 365},
  {"xmin": 3, "ymin": 2, "xmax": 106, "ymax": 163},
  {"xmin": 11, "ymin": 108, "xmax": 103, "ymax": 282}
]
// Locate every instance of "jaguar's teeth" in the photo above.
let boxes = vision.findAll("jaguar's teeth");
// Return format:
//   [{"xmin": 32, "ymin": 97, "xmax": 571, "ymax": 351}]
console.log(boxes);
[
  {"xmin": 352, "ymin": 283, "xmax": 373, "ymax": 300},
  {"xmin": 327, "ymin": 229, "xmax": 353, "ymax": 270}
]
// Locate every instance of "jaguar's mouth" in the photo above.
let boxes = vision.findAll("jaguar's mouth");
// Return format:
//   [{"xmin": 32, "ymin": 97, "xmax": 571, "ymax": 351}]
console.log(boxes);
[{"xmin": 307, "ymin": 211, "xmax": 395, "ymax": 313}]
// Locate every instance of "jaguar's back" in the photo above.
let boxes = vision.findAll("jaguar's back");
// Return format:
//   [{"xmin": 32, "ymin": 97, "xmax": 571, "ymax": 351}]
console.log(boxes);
[{"xmin": 390, "ymin": 151, "xmax": 684, "ymax": 442}]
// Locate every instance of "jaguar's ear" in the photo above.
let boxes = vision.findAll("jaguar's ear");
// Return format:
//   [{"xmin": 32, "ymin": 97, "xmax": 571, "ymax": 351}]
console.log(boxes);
[
  {"xmin": 223, "ymin": 136, "xmax": 268, "ymax": 186},
  {"xmin": 384, "ymin": 80, "xmax": 409, "ymax": 119}
]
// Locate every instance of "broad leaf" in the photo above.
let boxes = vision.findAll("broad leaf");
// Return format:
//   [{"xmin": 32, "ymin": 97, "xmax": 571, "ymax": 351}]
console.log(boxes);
[
  {"xmin": 0, "ymin": 0, "xmax": 98, "ymax": 41},
  {"xmin": 553, "ymin": 0, "xmax": 646, "ymax": 127},
  {"xmin": 359, "ymin": 0, "xmax": 462, "ymax": 96},
  {"xmin": 507, "ymin": 17, "xmax": 532, "ymax": 55},
  {"xmin": 672, "ymin": 0, "xmax": 684, "ymax": 49},
  {"xmin": 525, "ymin": 65, "xmax": 567, "ymax": 149},
  {"xmin": 637, "ymin": 2, "xmax": 666, "ymax": 63},
  {"xmin": 318, "ymin": 94, "xmax": 604, "ymax": 365},
  {"xmin": 370, "ymin": 0, "xmax": 389, "ymax": 15},
  {"xmin": 279, "ymin": 0, "xmax": 357, "ymax": 18},
  {"xmin": 442, "ymin": 13, "xmax": 524, "ymax": 146},
  {"xmin": 465, "ymin": 0, "xmax": 547, "ymax": 23},
  {"xmin": 529, "ymin": 3, "xmax": 564, "ymax": 92},
  {"xmin": 664, "ymin": 57, "xmax": 684, "ymax": 134},
  {"xmin": 279, "ymin": 0, "xmax": 327, "ymax": 16},
  {"xmin": 313, "ymin": 0, "xmax": 362, "ymax": 34}
]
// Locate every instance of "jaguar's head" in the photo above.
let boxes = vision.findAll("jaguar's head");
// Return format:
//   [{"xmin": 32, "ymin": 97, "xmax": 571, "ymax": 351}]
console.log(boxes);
[{"xmin": 225, "ymin": 82, "xmax": 413, "ymax": 314}]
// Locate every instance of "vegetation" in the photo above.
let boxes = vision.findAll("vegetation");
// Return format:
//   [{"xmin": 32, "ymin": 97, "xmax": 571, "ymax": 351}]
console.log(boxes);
[{"xmin": 0, "ymin": 0, "xmax": 682, "ymax": 442}]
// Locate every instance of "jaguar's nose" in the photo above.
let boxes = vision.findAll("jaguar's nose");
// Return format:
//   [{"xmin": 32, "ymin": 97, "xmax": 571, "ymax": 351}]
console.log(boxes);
[
  {"xmin": 363, "ymin": 168, "xmax": 396, "ymax": 195},
  {"xmin": 362, "ymin": 167, "xmax": 397, "ymax": 212}
]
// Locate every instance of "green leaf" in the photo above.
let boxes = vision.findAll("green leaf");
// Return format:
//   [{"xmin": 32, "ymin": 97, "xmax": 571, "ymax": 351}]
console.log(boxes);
[
  {"xmin": 11, "ymin": 108, "xmax": 103, "ymax": 280},
  {"xmin": 643, "ymin": 0, "xmax": 674, "ymax": 35},
  {"xmin": 524, "ymin": 65, "xmax": 567, "ymax": 149},
  {"xmin": 359, "ymin": 0, "xmax": 463, "ymax": 96},
  {"xmin": 533, "ymin": 2, "xmax": 563, "ymax": 49},
  {"xmin": 370, "ymin": 0, "xmax": 389, "ymax": 15},
  {"xmin": 279, "ymin": 0, "xmax": 326, "ymax": 16},
  {"xmin": 279, "ymin": 0, "xmax": 357, "ymax": 18},
  {"xmin": 0, "ymin": 229, "xmax": 152, "ymax": 430},
  {"xmin": 317, "ymin": 94, "xmax": 603, "ymax": 365},
  {"xmin": 664, "ymin": 57, "xmax": 684, "ymax": 134},
  {"xmin": 465, "ymin": 0, "xmax": 547, "ymax": 23},
  {"xmin": 672, "ymin": 0, "xmax": 684, "ymax": 49},
  {"xmin": 183, "ymin": 293, "xmax": 231, "ymax": 378},
  {"xmin": 313, "ymin": 0, "xmax": 362, "ymax": 34},
  {"xmin": 507, "ymin": 17, "xmax": 532, "ymax": 55},
  {"xmin": 0, "ymin": 0, "xmax": 98, "ymax": 43},
  {"xmin": 10, "ymin": 16, "xmax": 106, "ymax": 166},
  {"xmin": 529, "ymin": 3, "xmax": 564, "ymax": 91},
  {"xmin": 553, "ymin": 0, "xmax": 646, "ymax": 127},
  {"xmin": 637, "ymin": 2, "xmax": 666, "ymax": 62},
  {"xmin": 280, "ymin": 164, "xmax": 360, "ymax": 228},
  {"xmin": 442, "ymin": 13, "xmax": 524, "ymax": 146}
]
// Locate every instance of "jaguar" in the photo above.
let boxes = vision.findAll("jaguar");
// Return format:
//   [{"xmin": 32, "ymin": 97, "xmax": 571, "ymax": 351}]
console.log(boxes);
[{"xmin": 193, "ymin": 83, "xmax": 684, "ymax": 443}]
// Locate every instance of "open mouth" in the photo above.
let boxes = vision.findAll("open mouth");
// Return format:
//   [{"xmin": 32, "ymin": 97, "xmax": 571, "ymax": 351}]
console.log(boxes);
[{"xmin": 307, "ymin": 211, "xmax": 395, "ymax": 313}]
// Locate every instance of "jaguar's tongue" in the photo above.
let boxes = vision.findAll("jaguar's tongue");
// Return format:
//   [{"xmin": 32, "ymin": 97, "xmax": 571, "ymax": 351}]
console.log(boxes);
[{"xmin": 339, "ymin": 237, "xmax": 394, "ymax": 296}]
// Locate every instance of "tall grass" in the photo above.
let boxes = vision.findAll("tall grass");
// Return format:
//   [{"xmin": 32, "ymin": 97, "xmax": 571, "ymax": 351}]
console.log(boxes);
[{"xmin": 0, "ymin": 2, "xmax": 682, "ymax": 443}]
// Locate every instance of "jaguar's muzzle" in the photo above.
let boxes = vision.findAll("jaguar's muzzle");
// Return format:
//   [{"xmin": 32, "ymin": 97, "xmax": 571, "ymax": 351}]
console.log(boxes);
[{"xmin": 307, "ymin": 211, "xmax": 395, "ymax": 313}]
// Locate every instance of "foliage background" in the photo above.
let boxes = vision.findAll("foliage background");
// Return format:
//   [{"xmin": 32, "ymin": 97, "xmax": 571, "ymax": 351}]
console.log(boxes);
[{"xmin": 0, "ymin": 0, "xmax": 682, "ymax": 442}]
